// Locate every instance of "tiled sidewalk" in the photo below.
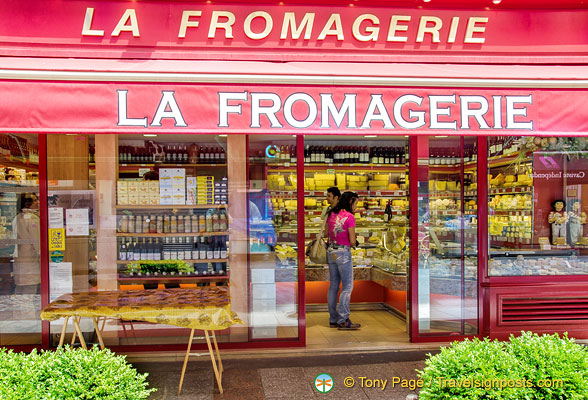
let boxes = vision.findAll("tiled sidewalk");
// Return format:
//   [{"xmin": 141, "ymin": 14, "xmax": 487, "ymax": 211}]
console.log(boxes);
[{"xmin": 134, "ymin": 350, "xmax": 429, "ymax": 399}]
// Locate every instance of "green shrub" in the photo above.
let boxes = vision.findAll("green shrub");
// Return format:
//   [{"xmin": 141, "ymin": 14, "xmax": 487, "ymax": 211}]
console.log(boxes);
[
  {"xmin": 0, "ymin": 346, "xmax": 156, "ymax": 400},
  {"xmin": 509, "ymin": 331, "xmax": 588, "ymax": 399},
  {"xmin": 418, "ymin": 331, "xmax": 588, "ymax": 400}
]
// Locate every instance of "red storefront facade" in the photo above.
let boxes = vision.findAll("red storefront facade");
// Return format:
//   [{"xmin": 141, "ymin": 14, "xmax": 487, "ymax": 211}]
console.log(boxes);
[{"xmin": 2, "ymin": 0, "xmax": 588, "ymax": 352}]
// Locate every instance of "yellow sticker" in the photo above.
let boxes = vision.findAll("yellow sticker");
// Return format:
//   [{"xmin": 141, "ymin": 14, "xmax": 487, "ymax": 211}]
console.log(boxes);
[{"xmin": 48, "ymin": 228, "xmax": 65, "ymax": 251}]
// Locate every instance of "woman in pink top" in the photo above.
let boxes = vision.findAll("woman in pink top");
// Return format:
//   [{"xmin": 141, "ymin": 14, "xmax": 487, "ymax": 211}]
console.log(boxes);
[{"xmin": 325, "ymin": 191, "xmax": 360, "ymax": 330}]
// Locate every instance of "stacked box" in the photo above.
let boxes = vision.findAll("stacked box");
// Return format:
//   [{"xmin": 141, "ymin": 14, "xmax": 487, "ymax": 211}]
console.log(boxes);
[
  {"xmin": 117, "ymin": 181, "xmax": 128, "ymax": 205},
  {"xmin": 214, "ymin": 177, "xmax": 228, "ymax": 204},
  {"xmin": 186, "ymin": 177, "xmax": 197, "ymax": 205},
  {"xmin": 160, "ymin": 168, "xmax": 186, "ymax": 205},
  {"xmin": 148, "ymin": 180, "xmax": 160, "ymax": 205},
  {"xmin": 197, "ymin": 176, "xmax": 214, "ymax": 205}
]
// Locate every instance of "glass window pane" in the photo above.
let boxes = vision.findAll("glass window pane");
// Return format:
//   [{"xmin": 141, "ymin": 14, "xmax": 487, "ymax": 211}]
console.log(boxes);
[
  {"xmin": 489, "ymin": 136, "xmax": 588, "ymax": 276},
  {"xmin": 0, "ymin": 133, "xmax": 41, "ymax": 346},
  {"xmin": 249, "ymin": 136, "xmax": 299, "ymax": 339},
  {"xmin": 417, "ymin": 136, "xmax": 478, "ymax": 335},
  {"xmin": 48, "ymin": 134, "xmax": 238, "ymax": 347}
]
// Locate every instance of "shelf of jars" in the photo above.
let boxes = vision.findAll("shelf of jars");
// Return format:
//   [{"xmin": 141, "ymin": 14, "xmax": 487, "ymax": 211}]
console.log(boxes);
[
  {"xmin": 116, "ymin": 231, "xmax": 228, "ymax": 237},
  {"xmin": 117, "ymin": 258, "xmax": 228, "ymax": 265}
]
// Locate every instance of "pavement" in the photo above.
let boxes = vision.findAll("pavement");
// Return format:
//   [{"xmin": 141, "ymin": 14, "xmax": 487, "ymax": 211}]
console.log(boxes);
[{"xmin": 134, "ymin": 349, "xmax": 432, "ymax": 400}]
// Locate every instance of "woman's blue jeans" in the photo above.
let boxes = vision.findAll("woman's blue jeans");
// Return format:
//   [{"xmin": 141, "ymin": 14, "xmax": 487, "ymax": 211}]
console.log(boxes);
[{"xmin": 327, "ymin": 247, "xmax": 353, "ymax": 325}]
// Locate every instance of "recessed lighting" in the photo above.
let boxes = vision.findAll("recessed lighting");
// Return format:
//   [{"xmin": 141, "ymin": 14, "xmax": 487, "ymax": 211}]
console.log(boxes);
[
  {"xmin": 423, "ymin": 0, "xmax": 432, "ymax": 3},
  {"xmin": 291, "ymin": 135, "xmax": 297, "ymax": 137},
  {"xmin": 435, "ymin": 135, "xmax": 449, "ymax": 138},
  {"xmin": 364, "ymin": 135, "xmax": 378, "ymax": 138},
  {"xmin": 492, "ymin": 0, "xmax": 501, "ymax": 3},
  {"xmin": 218, "ymin": 134, "xmax": 228, "ymax": 137},
  {"xmin": 143, "ymin": 134, "xmax": 158, "ymax": 137}
]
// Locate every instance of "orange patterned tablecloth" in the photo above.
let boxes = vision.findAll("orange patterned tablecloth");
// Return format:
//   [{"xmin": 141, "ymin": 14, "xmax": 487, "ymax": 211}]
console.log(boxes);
[{"xmin": 41, "ymin": 287, "xmax": 242, "ymax": 331}]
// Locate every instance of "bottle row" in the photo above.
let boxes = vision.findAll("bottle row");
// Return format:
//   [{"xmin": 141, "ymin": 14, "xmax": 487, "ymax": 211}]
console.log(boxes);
[
  {"xmin": 428, "ymin": 144, "xmax": 478, "ymax": 166},
  {"xmin": 118, "ymin": 142, "xmax": 227, "ymax": 164},
  {"xmin": 304, "ymin": 146, "xmax": 408, "ymax": 165},
  {"xmin": 117, "ymin": 209, "xmax": 228, "ymax": 234},
  {"xmin": 0, "ymin": 134, "xmax": 38, "ymax": 161},
  {"xmin": 118, "ymin": 236, "xmax": 228, "ymax": 262}
]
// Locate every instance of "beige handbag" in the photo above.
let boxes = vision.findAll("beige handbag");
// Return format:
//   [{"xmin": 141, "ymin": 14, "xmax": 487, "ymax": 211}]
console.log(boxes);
[{"xmin": 306, "ymin": 217, "xmax": 328, "ymax": 264}]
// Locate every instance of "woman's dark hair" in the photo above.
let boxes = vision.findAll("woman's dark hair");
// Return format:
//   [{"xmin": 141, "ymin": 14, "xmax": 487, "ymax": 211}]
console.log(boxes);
[
  {"xmin": 551, "ymin": 199, "xmax": 566, "ymax": 209},
  {"xmin": 328, "ymin": 191, "xmax": 359, "ymax": 217}
]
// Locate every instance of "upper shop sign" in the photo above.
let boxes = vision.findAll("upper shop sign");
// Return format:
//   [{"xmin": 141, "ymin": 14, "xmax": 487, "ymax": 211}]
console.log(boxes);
[
  {"xmin": 117, "ymin": 89, "xmax": 532, "ymax": 131},
  {"xmin": 83, "ymin": 7, "xmax": 488, "ymax": 45},
  {"xmin": 3, "ymin": 0, "xmax": 588, "ymax": 62}
]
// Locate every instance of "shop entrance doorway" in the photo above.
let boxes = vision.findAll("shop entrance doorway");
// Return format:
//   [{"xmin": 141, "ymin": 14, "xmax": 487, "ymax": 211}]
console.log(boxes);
[{"xmin": 301, "ymin": 136, "xmax": 411, "ymax": 349}]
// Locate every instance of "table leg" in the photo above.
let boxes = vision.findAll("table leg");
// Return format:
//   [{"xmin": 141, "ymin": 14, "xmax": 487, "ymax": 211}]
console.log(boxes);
[
  {"xmin": 178, "ymin": 328, "xmax": 195, "ymax": 396},
  {"xmin": 211, "ymin": 331, "xmax": 223, "ymax": 374},
  {"xmin": 91, "ymin": 317, "xmax": 105, "ymax": 350},
  {"xmin": 72, "ymin": 316, "xmax": 87, "ymax": 350},
  {"xmin": 58, "ymin": 316, "xmax": 70, "ymax": 347},
  {"xmin": 204, "ymin": 329, "xmax": 223, "ymax": 394},
  {"xmin": 71, "ymin": 316, "xmax": 80, "ymax": 345}
]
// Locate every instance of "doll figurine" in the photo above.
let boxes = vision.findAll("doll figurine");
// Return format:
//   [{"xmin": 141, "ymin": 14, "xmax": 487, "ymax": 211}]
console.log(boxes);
[
  {"xmin": 548, "ymin": 200, "xmax": 568, "ymax": 245},
  {"xmin": 568, "ymin": 201, "xmax": 587, "ymax": 245}
]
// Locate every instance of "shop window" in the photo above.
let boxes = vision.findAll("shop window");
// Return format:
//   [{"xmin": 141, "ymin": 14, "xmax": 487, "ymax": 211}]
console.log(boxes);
[
  {"xmin": 47, "ymin": 134, "xmax": 240, "ymax": 347},
  {"xmin": 488, "ymin": 136, "xmax": 588, "ymax": 276},
  {"xmin": 248, "ymin": 136, "xmax": 300, "ymax": 339},
  {"xmin": 417, "ymin": 136, "xmax": 478, "ymax": 336},
  {"xmin": 0, "ymin": 133, "xmax": 41, "ymax": 346}
]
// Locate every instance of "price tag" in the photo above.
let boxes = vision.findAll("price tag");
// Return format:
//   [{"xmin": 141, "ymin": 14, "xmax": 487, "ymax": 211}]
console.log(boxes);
[
  {"xmin": 376, "ymin": 191, "xmax": 381, "ymax": 196},
  {"xmin": 284, "ymin": 162, "xmax": 290, "ymax": 167},
  {"xmin": 305, "ymin": 233, "xmax": 310, "ymax": 238},
  {"xmin": 138, "ymin": 168, "xmax": 151, "ymax": 177},
  {"xmin": 326, "ymin": 169, "xmax": 335, "ymax": 174}
]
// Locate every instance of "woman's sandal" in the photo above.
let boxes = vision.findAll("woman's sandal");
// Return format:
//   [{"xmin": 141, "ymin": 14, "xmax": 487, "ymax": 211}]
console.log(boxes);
[{"xmin": 337, "ymin": 319, "xmax": 361, "ymax": 330}]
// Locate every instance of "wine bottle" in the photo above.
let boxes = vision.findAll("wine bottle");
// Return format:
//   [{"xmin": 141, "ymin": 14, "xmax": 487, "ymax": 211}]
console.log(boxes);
[
  {"xmin": 119, "ymin": 239, "xmax": 127, "ymax": 261},
  {"xmin": 304, "ymin": 145, "xmax": 310, "ymax": 163},
  {"xmin": 154, "ymin": 238, "xmax": 161, "ymax": 261},
  {"xmin": 133, "ymin": 239, "xmax": 141, "ymax": 261},
  {"xmin": 126, "ymin": 239, "xmax": 134, "ymax": 261},
  {"xmin": 184, "ymin": 237, "xmax": 192, "ymax": 260},
  {"xmin": 199, "ymin": 236, "xmax": 207, "ymax": 260},
  {"xmin": 213, "ymin": 237, "xmax": 220, "ymax": 259},
  {"xmin": 140, "ymin": 238, "xmax": 148, "ymax": 261},
  {"xmin": 206, "ymin": 237, "xmax": 213, "ymax": 260},
  {"xmin": 192, "ymin": 237, "xmax": 199, "ymax": 260},
  {"xmin": 220, "ymin": 237, "xmax": 228, "ymax": 259}
]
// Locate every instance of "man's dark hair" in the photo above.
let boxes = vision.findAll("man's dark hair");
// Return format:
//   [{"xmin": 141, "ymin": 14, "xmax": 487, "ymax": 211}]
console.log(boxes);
[{"xmin": 327, "ymin": 186, "xmax": 341, "ymax": 198}]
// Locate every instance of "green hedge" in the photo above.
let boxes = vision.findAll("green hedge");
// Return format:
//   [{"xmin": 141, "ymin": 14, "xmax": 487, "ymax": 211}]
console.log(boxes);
[
  {"xmin": 0, "ymin": 346, "xmax": 155, "ymax": 400},
  {"xmin": 418, "ymin": 331, "xmax": 588, "ymax": 400}
]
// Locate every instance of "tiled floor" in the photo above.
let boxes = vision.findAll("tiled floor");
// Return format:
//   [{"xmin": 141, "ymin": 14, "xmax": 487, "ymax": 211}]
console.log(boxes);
[{"xmin": 306, "ymin": 310, "xmax": 410, "ymax": 351}]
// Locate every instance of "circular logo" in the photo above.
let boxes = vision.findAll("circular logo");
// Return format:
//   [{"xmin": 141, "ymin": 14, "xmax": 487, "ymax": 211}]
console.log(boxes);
[
  {"xmin": 265, "ymin": 144, "xmax": 278, "ymax": 158},
  {"xmin": 314, "ymin": 373, "xmax": 334, "ymax": 393}
]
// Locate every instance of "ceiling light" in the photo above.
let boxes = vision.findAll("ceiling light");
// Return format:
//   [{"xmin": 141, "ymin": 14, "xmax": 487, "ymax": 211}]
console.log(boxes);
[
  {"xmin": 143, "ymin": 134, "xmax": 158, "ymax": 137},
  {"xmin": 364, "ymin": 135, "xmax": 378, "ymax": 138},
  {"xmin": 219, "ymin": 134, "xmax": 228, "ymax": 137}
]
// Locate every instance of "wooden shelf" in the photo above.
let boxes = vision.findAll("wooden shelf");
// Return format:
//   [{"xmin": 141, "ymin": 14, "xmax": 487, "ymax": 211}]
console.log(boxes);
[
  {"xmin": 0, "ymin": 185, "xmax": 38, "ymax": 193},
  {"xmin": 117, "ymin": 258, "xmax": 228, "ymax": 264},
  {"xmin": 116, "ymin": 231, "xmax": 228, "ymax": 237},
  {"xmin": 268, "ymin": 163, "xmax": 407, "ymax": 171},
  {"xmin": 116, "ymin": 204, "xmax": 226, "ymax": 210},
  {"xmin": 118, "ymin": 274, "xmax": 229, "ymax": 284},
  {"xmin": 0, "ymin": 155, "xmax": 39, "ymax": 172}
]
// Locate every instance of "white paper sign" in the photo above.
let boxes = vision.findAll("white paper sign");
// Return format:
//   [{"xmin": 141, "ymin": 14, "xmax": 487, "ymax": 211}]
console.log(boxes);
[
  {"xmin": 66, "ymin": 208, "xmax": 89, "ymax": 236},
  {"xmin": 49, "ymin": 262, "xmax": 73, "ymax": 302},
  {"xmin": 48, "ymin": 207, "xmax": 64, "ymax": 229}
]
